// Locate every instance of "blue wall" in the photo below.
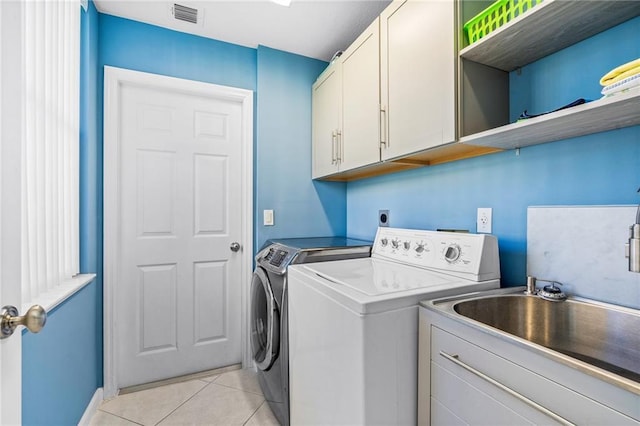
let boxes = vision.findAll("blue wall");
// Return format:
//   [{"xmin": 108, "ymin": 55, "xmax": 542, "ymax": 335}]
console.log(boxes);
[
  {"xmin": 97, "ymin": 14, "xmax": 344, "ymax": 253},
  {"xmin": 255, "ymin": 46, "xmax": 345, "ymax": 250},
  {"xmin": 22, "ymin": 283, "xmax": 100, "ymax": 425},
  {"xmin": 22, "ymin": 4, "xmax": 103, "ymax": 424},
  {"xmin": 23, "ymin": 12, "xmax": 339, "ymax": 425},
  {"xmin": 22, "ymin": 8, "xmax": 637, "ymax": 424},
  {"xmin": 98, "ymin": 15, "xmax": 257, "ymax": 92},
  {"xmin": 80, "ymin": 0, "xmax": 103, "ymax": 394},
  {"xmin": 346, "ymin": 17, "xmax": 640, "ymax": 287}
]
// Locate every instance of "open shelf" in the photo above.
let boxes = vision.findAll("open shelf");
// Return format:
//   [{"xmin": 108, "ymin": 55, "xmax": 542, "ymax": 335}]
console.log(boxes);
[
  {"xmin": 460, "ymin": 0, "xmax": 640, "ymax": 72},
  {"xmin": 460, "ymin": 89, "xmax": 640, "ymax": 149}
]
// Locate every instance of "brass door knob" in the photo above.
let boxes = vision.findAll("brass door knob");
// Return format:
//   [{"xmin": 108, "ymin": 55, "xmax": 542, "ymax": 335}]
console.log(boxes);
[{"xmin": 1, "ymin": 304, "xmax": 47, "ymax": 338}]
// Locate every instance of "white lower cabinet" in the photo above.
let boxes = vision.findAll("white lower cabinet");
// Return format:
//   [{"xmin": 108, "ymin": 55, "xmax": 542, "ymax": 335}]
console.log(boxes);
[{"xmin": 419, "ymin": 307, "xmax": 640, "ymax": 425}]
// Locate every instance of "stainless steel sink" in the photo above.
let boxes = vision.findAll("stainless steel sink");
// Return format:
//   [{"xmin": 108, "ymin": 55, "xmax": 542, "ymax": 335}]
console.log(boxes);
[
  {"xmin": 453, "ymin": 294, "xmax": 640, "ymax": 383},
  {"xmin": 424, "ymin": 288, "xmax": 640, "ymax": 393}
]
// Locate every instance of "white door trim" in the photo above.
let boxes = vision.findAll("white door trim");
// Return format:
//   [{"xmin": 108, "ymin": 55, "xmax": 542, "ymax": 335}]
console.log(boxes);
[
  {"xmin": 0, "ymin": 1, "xmax": 24, "ymax": 422},
  {"xmin": 0, "ymin": 1, "xmax": 25, "ymax": 425},
  {"xmin": 103, "ymin": 66, "xmax": 254, "ymax": 398}
]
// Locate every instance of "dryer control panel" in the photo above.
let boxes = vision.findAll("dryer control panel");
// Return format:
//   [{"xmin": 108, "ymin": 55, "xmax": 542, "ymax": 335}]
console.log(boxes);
[
  {"xmin": 257, "ymin": 245, "xmax": 295, "ymax": 275},
  {"xmin": 372, "ymin": 227, "xmax": 500, "ymax": 282}
]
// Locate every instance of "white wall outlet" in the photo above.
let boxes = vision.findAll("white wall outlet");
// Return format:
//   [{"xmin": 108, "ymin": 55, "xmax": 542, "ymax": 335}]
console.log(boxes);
[
  {"xmin": 477, "ymin": 208, "xmax": 492, "ymax": 233},
  {"xmin": 263, "ymin": 209, "xmax": 274, "ymax": 226}
]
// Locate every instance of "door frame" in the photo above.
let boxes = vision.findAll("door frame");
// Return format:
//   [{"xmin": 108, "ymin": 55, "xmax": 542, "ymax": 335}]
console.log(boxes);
[
  {"xmin": 103, "ymin": 66, "xmax": 254, "ymax": 398},
  {"xmin": 0, "ymin": 0, "xmax": 24, "ymax": 423}
]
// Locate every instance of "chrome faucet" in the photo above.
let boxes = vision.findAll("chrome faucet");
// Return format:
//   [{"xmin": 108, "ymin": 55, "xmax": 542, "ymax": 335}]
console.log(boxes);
[
  {"xmin": 525, "ymin": 276, "xmax": 567, "ymax": 301},
  {"xmin": 626, "ymin": 188, "xmax": 640, "ymax": 273},
  {"xmin": 525, "ymin": 275, "xmax": 538, "ymax": 295}
]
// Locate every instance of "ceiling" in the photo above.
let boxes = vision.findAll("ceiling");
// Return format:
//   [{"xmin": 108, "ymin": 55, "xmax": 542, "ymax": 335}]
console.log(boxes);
[{"xmin": 94, "ymin": 0, "xmax": 392, "ymax": 62}]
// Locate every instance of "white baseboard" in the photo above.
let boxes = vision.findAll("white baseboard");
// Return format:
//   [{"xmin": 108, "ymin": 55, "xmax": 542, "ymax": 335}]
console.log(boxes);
[{"xmin": 77, "ymin": 387, "xmax": 103, "ymax": 426}]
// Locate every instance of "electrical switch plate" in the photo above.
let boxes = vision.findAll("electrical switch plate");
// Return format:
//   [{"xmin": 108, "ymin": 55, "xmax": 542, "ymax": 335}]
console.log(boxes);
[
  {"xmin": 263, "ymin": 209, "xmax": 274, "ymax": 226},
  {"xmin": 477, "ymin": 208, "xmax": 492, "ymax": 233}
]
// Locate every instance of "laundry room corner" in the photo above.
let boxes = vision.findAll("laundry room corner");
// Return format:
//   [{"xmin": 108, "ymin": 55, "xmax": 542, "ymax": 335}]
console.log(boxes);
[{"xmin": 255, "ymin": 45, "xmax": 346, "ymax": 252}]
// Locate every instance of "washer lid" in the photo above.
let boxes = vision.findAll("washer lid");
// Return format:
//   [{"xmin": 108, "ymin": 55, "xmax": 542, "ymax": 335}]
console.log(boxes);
[{"xmin": 303, "ymin": 258, "xmax": 456, "ymax": 296}]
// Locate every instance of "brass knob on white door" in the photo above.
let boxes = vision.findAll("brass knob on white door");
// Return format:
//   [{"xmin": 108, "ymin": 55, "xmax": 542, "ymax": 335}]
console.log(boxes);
[
  {"xmin": 230, "ymin": 242, "xmax": 241, "ymax": 252},
  {"xmin": 0, "ymin": 304, "xmax": 47, "ymax": 338}
]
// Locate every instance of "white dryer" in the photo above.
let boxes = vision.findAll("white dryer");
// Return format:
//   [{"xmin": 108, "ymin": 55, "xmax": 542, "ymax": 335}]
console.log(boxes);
[{"xmin": 287, "ymin": 227, "xmax": 501, "ymax": 425}]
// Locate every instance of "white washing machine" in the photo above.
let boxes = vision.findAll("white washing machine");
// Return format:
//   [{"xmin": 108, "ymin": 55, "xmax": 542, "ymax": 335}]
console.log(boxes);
[{"xmin": 287, "ymin": 227, "xmax": 501, "ymax": 425}]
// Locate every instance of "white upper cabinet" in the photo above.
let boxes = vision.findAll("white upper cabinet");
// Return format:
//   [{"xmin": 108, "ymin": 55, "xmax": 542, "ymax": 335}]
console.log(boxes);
[
  {"xmin": 312, "ymin": 0, "xmax": 640, "ymax": 181},
  {"xmin": 380, "ymin": 0, "xmax": 456, "ymax": 160},
  {"xmin": 312, "ymin": 62, "xmax": 341, "ymax": 179},
  {"xmin": 312, "ymin": 0, "xmax": 467, "ymax": 181},
  {"xmin": 312, "ymin": 19, "xmax": 380, "ymax": 179},
  {"xmin": 340, "ymin": 18, "xmax": 381, "ymax": 172}
]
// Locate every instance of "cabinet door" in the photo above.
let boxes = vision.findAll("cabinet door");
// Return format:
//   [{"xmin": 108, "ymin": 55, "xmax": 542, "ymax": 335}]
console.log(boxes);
[
  {"xmin": 430, "ymin": 325, "xmax": 637, "ymax": 425},
  {"xmin": 312, "ymin": 63, "xmax": 341, "ymax": 178},
  {"xmin": 381, "ymin": 0, "xmax": 455, "ymax": 160},
  {"xmin": 340, "ymin": 18, "xmax": 381, "ymax": 172}
]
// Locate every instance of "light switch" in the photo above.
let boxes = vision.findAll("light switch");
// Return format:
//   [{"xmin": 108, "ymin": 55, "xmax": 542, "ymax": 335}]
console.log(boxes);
[{"xmin": 263, "ymin": 209, "xmax": 274, "ymax": 226}]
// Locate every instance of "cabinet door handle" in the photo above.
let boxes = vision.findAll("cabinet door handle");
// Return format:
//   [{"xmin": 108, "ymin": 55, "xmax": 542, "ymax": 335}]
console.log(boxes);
[
  {"xmin": 331, "ymin": 130, "xmax": 337, "ymax": 164},
  {"xmin": 439, "ymin": 351, "xmax": 574, "ymax": 426},
  {"xmin": 337, "ymin": 130, "xmax": 343, "ymax": 163},
  {"xmin": 380, "ymin": 106, "xmax": 387, "ymax": 148}
]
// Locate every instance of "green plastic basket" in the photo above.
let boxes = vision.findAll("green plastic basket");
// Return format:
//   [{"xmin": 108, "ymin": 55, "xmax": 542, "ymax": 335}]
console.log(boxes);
[{"xmin": 464, "ymin": 0, "xmax": 544, "ymax": 45}]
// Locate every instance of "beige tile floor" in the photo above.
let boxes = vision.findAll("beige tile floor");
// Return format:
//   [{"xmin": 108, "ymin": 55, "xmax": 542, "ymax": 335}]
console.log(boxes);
[{"xmin": 90, "ymin": 369, "xmax": 280, "ymax": 426}]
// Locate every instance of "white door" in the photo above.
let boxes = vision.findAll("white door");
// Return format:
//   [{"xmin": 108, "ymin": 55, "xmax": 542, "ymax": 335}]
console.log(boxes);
[
  {"xmin": 105, "ymin": 67, "xmax": 253, "ymax": 389},
  {"xmin": 0, "ymin": 1, "xmax": 23, "ymax": 423}
]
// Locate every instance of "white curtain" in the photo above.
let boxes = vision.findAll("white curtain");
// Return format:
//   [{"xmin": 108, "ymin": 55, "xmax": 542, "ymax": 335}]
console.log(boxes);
[{"xmin": 21, "ymin": 0, "xmax": 80, "ymax": 304}]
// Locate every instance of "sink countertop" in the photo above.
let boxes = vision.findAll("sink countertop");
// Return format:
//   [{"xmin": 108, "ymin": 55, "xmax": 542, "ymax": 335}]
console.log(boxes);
[{"xmin": 421, "ymin": 287, "xmax": 640, "ymax": 395}]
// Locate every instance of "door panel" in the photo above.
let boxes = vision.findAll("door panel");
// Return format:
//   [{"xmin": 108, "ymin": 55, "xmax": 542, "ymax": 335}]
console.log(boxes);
[
  {"xmin": 341, "ymin": 18, "xmax": 381, "ymax": 172},
  {"xmin": 139, "ymin": 264, "xmax": 177, "ymax": 353},
  {"xmin": 312, "ymin": 65, "xmax": 341, "ymax": 178},
  {"xmin": 194, "ymin": 155, "xmax": 227, "ymax": 235},
  {"xmin": 194, "ymin": 261, "xmax": 227, "ymax": 343},
  {"xmin": 116, "ymin": 80, "xmax": 243, "ymax": 387},
  {"xmin": 381, "ymin": 0, "xmax": 455, "ymax": 160},
  {"xmin": 137, "ymin": 150, "xmax": 176, "ymax": 236}
]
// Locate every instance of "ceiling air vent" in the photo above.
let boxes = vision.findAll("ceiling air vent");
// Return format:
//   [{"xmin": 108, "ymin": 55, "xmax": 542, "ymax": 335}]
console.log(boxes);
[{"xmin": 173, "ymin": 3, "xmax": 198, "ymax": 24}]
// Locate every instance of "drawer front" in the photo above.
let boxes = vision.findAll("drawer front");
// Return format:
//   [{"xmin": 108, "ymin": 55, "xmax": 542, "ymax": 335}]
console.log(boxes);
[
  {"xmin": 431, "ymin": 361, "xmax": 541, "ymax": 425},
  {"xmin": 430, "ymin": 325, "xmax": 636, "ymax": 425}
]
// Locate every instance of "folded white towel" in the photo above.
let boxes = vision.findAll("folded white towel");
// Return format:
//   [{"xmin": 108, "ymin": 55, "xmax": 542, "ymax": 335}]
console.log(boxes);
[{"xmin": 601, "ymin": 73, "xmax": 640, "ymax": 97}]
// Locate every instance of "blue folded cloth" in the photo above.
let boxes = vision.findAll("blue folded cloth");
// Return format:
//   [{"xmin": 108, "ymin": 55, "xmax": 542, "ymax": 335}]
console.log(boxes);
[{"xmin": 518, "ymin": 98, "xmax": 589, "ymax": 121}]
